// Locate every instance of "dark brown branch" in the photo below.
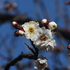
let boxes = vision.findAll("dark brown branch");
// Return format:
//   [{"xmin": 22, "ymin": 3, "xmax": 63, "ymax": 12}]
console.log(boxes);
[
  {"xmin": 24, "ymin": 43, "xmax": 36, "ymax": 56},
  {"xmin": 56, "ymin": 28, "xmax": 70, "ymax": 40},
  {"xmin": 30, "ymin": 40, "xmax": 39, "ymax": 57},
  {"xmin": 5, "ymin": 52, "xmax": 36, "ymax": 70},
  {"xmin": 0, "ymin": 13, "xmax": 33, "ymax": 24},
  {"xmin": 0, "ymin": 13, "xmax": 15, "ymax": 23}
]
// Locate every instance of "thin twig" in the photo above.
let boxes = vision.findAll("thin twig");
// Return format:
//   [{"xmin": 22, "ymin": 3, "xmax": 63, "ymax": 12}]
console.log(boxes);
[
  {"xmin": 24, "ymin": 43, "xmax": 36, "ymax": 56},
  {"xmin": 30, "ymin": 40, "xmax": 39, "ymax": 58}
]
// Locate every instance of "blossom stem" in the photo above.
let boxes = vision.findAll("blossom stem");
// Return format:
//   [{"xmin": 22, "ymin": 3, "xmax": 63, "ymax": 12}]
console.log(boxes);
[
  {"xmin": 24, "ymin": 43, "xmax": 36, "ymax": 55},
  {"xmin": 30, "ymin": 40, "xmax": 39, "ymax": 58}
]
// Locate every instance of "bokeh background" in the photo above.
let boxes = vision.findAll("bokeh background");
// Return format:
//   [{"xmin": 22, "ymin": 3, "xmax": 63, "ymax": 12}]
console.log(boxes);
[{"xmin": 0, "ymin": 0, "xmax": 70, "ymax": 70}]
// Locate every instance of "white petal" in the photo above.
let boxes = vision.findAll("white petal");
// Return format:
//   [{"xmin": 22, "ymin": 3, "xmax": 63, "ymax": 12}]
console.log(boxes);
[
  {"xmin": 35, "ymin": 40, "xmax": 41, "ymax": 46},
  {"xmin": 39, "ymin": 60, "xmax": 46, "ymax": 64},
  {"xmin": 45, "ymin": 29, "xmax": 53, "ymax": 39},
  {"xmin": 31, "ymin": 31, "xmax": 39, "ymax": 41},
  {"xmin": 34, "ymin": 66, "xmax": 37, "ymax": 69},
  {"xmin": 22, "ymin": 21, "xmax": 39, "ymax": 40},
  {"xmin": 24, "ymin": 32, "xmax": 31, "ymax": 39}
]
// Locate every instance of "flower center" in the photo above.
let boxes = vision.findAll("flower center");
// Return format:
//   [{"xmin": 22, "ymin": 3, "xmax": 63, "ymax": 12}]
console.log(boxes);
[
  {"xmin": 39, "ymin": 34, "xmax": 48, "ymax": 41},
  {"xmin": 28, "ymin": 27, "xmax": 34, "ymax": 33},
  {"xmin": 53, "ymin": 25, "xmax": 56, "ymax": 28}
]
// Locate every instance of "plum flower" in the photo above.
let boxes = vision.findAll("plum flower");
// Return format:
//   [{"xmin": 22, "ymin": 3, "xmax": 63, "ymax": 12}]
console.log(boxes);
[
  {"xmin": 34, "ymin": 56, "xmax": 48, "ymax": 70},
  {"xmin": 32, "ymin": 27, "xmax": 56, "ymax": 51},
  {"xmin": 22, "ymin": 21, "xmax": 39, "ymax": 40}
]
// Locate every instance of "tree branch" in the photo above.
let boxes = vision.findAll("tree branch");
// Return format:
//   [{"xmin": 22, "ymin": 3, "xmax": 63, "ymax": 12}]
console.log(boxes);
[
  {"xmin": 56, "ymin": 28, "xmax": 70, "ymax": 40},
  {"xmin": 30, "ymin": 40, "xmax": 39, "ymax": 58},
  {"xmin": 0, "ymin": 13, "xmax": 33, "ymax": 24},
  {"xmin": 5, "ymin": 52, "xmax": 36, "ymax": 70}
]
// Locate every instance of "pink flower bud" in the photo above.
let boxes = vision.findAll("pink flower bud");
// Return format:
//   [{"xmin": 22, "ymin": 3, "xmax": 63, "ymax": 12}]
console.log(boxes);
[
  {"xmin": 41, "ymin": 19, "xmax": 49, "ymax": 25},
  {"xmin": 12, "ymin": 21, "xmax": 18, "ymax": 25},
  {"xmin": 18, "ymin": 30, "xmax": 24, "ymax": 36},
  {"xmin": 12, "ymin": 21, "xmax": 23, "ymax": 29}
]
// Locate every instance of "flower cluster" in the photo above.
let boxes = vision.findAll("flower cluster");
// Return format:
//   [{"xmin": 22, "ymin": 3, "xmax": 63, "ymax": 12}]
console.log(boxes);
[
  {"xmin": 12, "ymin": 20, "xmax": 57, "ymax": 51},
  {"xmin": 12, "ymin": 19, "xmax": 57, "ymax": 70}
]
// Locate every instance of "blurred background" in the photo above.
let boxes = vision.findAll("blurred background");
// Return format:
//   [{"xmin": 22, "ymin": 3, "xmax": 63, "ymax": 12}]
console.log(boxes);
[{"xmin": 0, "ymin": 0, "xmax": 70, "ymax": 70}]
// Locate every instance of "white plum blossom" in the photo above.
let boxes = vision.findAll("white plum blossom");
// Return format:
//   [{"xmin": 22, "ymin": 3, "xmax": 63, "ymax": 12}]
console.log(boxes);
[
  {"xmin": 34, "ymin": 57, "xmax": 48, "ymax": 70},
  {"xmin": 21, "ymin": 20, "xmax": 56, "ymax": 51},
  {"xmin": 22, "ymin": 21, "xmax": 39, "ymax": 40},
  {"xmin": 31, "ymin": 27, "xmax": 56, "ymax": 51},
  {"xmin": 48, "ymin": 21, "xmax": 57, "ymax": 30}
]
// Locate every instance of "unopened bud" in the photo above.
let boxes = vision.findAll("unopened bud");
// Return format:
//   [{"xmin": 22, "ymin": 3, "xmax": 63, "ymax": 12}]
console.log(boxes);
[
  {"xmin": 12, "ymin": 21, "xmax": 23, "ymax": 29},
  {"xmin": 12, "ymin": 21, "xmax": 18, "ymax": 27},
  {"xmin": 18, "ymin": 30, "xmax": 24, "ymax": 36},
  {"xmin": 41, "ymin": 19, "xmax": 49, "ymax": 25},
  {"xmin": 48, "ymin": 21, "xmax": 57, "ymax": 30}
]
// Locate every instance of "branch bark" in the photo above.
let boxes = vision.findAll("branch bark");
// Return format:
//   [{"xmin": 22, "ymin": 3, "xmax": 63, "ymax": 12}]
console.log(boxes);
[
  {"xmin": 56, "ymin": 28, "xmax": 70, "ymax": 40},
  {"xmin": 5, "ymin": 52, "xmax": 36, "ymax": 70}
]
